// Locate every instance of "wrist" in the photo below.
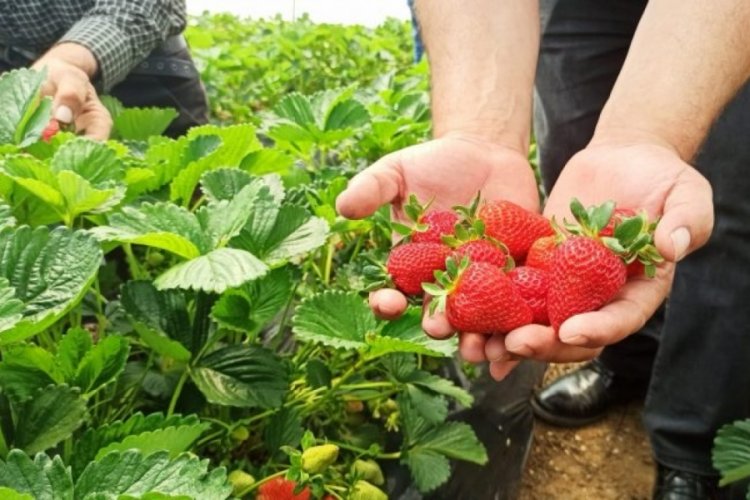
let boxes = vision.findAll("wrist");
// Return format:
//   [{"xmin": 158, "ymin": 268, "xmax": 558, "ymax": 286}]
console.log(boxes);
[
  {"xmin": 590, "ymin": 121, "xmax": 691, "ymax": 159},
  {"xmin": 34, "ymin": 42, "xmax": 98, "ymax": 80},
  {"xmin": 434, "ymin": 125, "xmax": 530, "ymax": 157}
]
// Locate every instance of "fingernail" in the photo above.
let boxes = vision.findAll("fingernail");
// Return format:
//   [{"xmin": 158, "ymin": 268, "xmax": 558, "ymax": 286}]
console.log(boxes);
[
  {"xmin": 54, "ymin": 105, "xmax": 73, "ymax": 123},
  {"xmin": 559, "ymin": 334, "xmax": 589, "ymax": 346},
  {"xmin": 670, "ymin": 227, "xmax": 691, "ymax": 261}
]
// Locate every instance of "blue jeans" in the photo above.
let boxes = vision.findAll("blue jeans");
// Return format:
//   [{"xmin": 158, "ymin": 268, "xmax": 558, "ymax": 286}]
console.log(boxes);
[{"xmin": 534, "ymin": 0, "xmax": 750, "ymax": 480}]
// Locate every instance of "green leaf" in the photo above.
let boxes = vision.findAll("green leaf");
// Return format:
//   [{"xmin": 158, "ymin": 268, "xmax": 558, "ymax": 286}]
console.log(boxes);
[
  {"xmin": 94, "ymin": 422, "xmax": 209, "ymax": 461},
  {"xmin": 120, "ymin": 281, "xmax": 192, "ymax": 351},
  {"xmin": 132, "ymin": 324, "xmax": 192, "ymax": 362},
  {"xmin": 92, "ymin": 203, "xmax": 208, "ymax": 259},
  {"xmin": 0, "ymin": 204, "xmax": 16, "ymax": 230},
  {"xmin": 0, "ymin": 278, "xmax": 23, "ymax": 332},
  {"xmin": 0, "ymin": 450, "xmax": 73, "ymax": 500},
  {"xmin": 0, "ymin": 69, "xmax": 50, "ymax": 147},
  {"xmin": 305, "ymin": 359, "xmax": 332, "ymax": 389},
  {"xmin": 154, "ymin": 248, "xmax": 268, "ymax": 294},
  {"xmin": 402, "ymin": 448, "xmax": 450, "ymax": 493},
  {"xmin": 112, "ymin": 107, "xmax": 179, "ymax": 141},
  {"xmin": 73, "ymin": 335, "xmax": 130, "ymax": 394},
  {"xmin": 324, "ymin": 99, "xmax": 370, "ymax": 131},
  {"xmin": 72, "ymin": 413, "xmax": 202, "ymax": 478},
  {"xmin": 191, "ymin": 344, "xmax": 289, "ymax": 408},
  {"xmin": 405, "ymin": 371, "xmax": 473, "ymax": 408},
  {"xmin": 263, "ymin": 408, "xmax": 304, "ymax": 458},
  {"xmin": 0, "ymin": 226, "xmax": 102, "ymax": 344},
  {"xmin": 211, "ymin": 267, "xmax": 293, "ymax": 333},
  {"xmin": 55, "ymin": 328, "xmax": 94, "ymax": 381},
  {"xmin": 198, "ymin": 179, "xmax": 273, "ymax": 248},
  {"xmin": 406, "ymin": 386, "xmax": 447, "ymax": 425},
  {"xmin": 74, "ymin": 451, "xmax": 232, "ymax": 499},
  {"xmin": 200, "ymin": 168, "xmax": 255, "ymax": 202},
  {"xmin": 240, "ymin": 149, "xmax": 294, "ymax": 176},
  {"xmin": 51, "ymin": 138, "xmax": 125, "ymax": 184},
  {"xmin": 14, "ymin": 385, "xmax": 87, "ymax": 455},
  {"xmin": 273, "ymin": 93, "xmax": 316, "ymax": 127},
  {"xmin": 170, "ymin": 124, "xmax": 261, "ymax": 204},
  {"xmin": 0, "ymin": 344, "xmax": 60, "ymax": 403},
  {"xmin": 292, "ymin": 291, "xmax": 376, "ymax": 350},
  {"xmin": 56, "ymin": 170, "xmax": 125, "ymax": 221},
  {"xmin": 232, "ymin": 205, "xmax": 328, "ymax": 265},
  {"xmin": 713, "ymin": 419, "xmax": 750, "ymax": 487},
  {"xmin": 0, "ymin": 487, "xmax": 33, "ymax": 500},
  {"xmin": 369, "ymin": 308, "xmax": 457, "ymax": 358}
]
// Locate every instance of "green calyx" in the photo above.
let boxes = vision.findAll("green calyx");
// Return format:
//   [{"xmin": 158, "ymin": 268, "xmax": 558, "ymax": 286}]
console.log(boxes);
[
  {"xmin": 391, "ymin": 194, "xmax": 434, "ymax": 238},
  {"xmin": 565, "ymin": 198, "xmax": 664, "ymax": 277},
  {"xmin": 422, "ymin": 256, "xmax": 470, "ymax": 314}
]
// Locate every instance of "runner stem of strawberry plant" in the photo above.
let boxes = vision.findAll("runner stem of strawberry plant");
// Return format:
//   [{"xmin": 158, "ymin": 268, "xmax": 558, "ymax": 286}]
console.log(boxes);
[{"xmin": 167, "ymin": 368, "xmax": 190, "ymax": 416}]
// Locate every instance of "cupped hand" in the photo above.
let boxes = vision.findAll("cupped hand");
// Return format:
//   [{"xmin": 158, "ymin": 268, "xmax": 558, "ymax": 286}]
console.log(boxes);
[
  {"xmin": 335, "ymin": 133, "xmax": 540, "ymax": 362},
  {"xmin": 486, "ymin": 140, "xmax": 714, "ymax": 380},
  {"xmin": 32, "ymin": 45, "xmax": 112, "ymax": 140}
]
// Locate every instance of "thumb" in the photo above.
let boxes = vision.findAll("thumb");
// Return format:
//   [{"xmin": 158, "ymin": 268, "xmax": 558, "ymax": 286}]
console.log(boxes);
[
  {"xmin": 335, "ymin": 150, "xmax": 404, "ymax": 220},
  {"xmin": 654, "ymin": 169, "xmax": 714, "ymax": 262},
  {"xmin": 52, "ymin": 74, "xmax": 88, "ymax": 125}
]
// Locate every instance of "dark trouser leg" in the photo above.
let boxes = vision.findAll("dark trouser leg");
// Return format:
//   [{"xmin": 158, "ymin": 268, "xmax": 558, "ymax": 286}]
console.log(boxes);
[
  {"xmin": 534, "ymin": 0, "xmax": 658, "ymax": 382},
  {"xmin": 644, "ymin": 84, "xmax": 750, "ymax": 477},
  {"xmin": 108, "ymin": 46, "xmax": 209, "ymax": 137}
]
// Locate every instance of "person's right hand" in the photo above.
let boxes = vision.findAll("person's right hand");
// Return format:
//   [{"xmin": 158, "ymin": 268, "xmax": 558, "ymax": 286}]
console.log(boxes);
[
  {"xmin": 335, "ymin": 133, "xmax": 540, "ymax": 362},
  {"xmin": 32, "ymin": 43, "xmax": 113, "ymax": 140}
]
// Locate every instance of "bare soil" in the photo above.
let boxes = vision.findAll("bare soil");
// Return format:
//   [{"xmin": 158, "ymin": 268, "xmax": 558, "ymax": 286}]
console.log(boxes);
[{"xmin": 518, "ymin": 364, "xmax": 655, "ymax": 500}]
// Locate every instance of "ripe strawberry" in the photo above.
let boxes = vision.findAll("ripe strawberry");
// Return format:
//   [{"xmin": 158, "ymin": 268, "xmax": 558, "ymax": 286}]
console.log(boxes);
[
  {"xmin": 411, "ymin": 210, "xmax": 459, "ymax": 243},
  {"xmin": 452, "ymin": 239, "xmax": 508, "ymax": 268},
  {"xmin": 257, "ymin": 477, "xmax": 310, "ymax": 500},
  {"xmin": 547, "ymin": 236, "xmax": 627, "ymax": 331},
  {"xmin": 41, "ymin": 118, "xmax": 60, "ymax": 142},
  {"xmin": 525, "ymin": 235, "xmax": 558, "ymax": 271},
  {"xmin": 508, "ymin": 266, "xmax": 550, "ymax": 325},
  {"xmin": 387, "ymin": 242, "xmax": 450, "ymax": 295},
  {"xmin": 426, "ymin": 260, "xmax": 533, "ymax": 334},
  {"xmin": 478, "ymin": 200, "xmax": 553, "ymax": 260}
]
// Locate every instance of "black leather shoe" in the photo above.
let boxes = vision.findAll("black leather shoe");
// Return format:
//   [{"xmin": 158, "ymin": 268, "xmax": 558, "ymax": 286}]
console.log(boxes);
[
  {"xmin": 653, "ymin": 464, "xmax": 719, "ymax": 500},
  {"xmin": 530, "ymin": 358, "xmax": 648, "ymax": 427}
]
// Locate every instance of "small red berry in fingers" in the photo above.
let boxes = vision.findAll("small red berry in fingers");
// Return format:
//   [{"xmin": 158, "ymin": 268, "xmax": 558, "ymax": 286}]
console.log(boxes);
[
  {"xmin": 41, "ymin": 118, "xmax": 60, "ymax": 142},
  {"xmin": 386, "ymin": 242, "xmax": 451, "ymax": 296},
  {"xmin": 391, "ymin": 194, "xmax": 459, "ymax": 244}
]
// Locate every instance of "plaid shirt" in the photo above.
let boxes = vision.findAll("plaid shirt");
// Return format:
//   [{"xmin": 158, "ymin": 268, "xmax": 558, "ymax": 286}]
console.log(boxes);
[{"xmin": 0, "ymin": 1, "xmax": 186, "ymax": 90}]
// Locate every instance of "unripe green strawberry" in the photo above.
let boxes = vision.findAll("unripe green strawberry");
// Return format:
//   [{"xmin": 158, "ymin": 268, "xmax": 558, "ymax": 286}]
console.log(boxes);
[
  {"xmin": 412, "ymin": 210, "xmax": 459, "ymax": 243},
  {"xmin": 387, "ymin": 242, "xmax": 450, "ymax": 295},
  {"xmin": 425, "ymin": 259, "xmax": 533, "ymax": 334},
  {"xmin": 230, "ymin": 425, "xmax": 249, "ymax": 441},
  {"xmin": 352, "ymin": 459, "xmax": 385, "ymax": 486},
  {"xmin": 257, "ymin": 477, "xmax": 310, "ymax": 500},
  {"xmin": 547, "ymin": 236, "xmax": 627, "ymax": 331},
  {"xmin": 478, "ymin": 200, "xmax": 553, "ymax": 260},
  {"xmin": 525, "ymin": 235, "xmax": 558, "ymax": 271},
  {"xmin": 453, "ymin": 239, "xmax": 508, "ymax": 268},
  {"xmin": 508, "ymin": 266, "xmax": 550, "ymax": 325},
  {"xmin": 350, "ymin": 480, "xmax": 388, "ymax": 500},
  {"xmin": 301, "ymin": 444, "xmax": 339, "ymax": 474},
  {"xmin": 227, "ymin": 470, "xmax": 255, "ymax": 497}
]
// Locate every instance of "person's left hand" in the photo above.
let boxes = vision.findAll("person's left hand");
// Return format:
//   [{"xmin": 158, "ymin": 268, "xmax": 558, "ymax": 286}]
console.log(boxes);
[
  {"xmin": 483, "ymin": 138, "xmax": 714, "ymax": 380},
  {"xmin": 32, "ymin": 43, "xmax": 112, "ymax": 140}
]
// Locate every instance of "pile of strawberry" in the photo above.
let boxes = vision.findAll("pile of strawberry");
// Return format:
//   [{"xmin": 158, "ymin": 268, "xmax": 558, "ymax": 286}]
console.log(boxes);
[{"xmin": 382, "ymin": 196, "xmax": 663, "ymax": 333}]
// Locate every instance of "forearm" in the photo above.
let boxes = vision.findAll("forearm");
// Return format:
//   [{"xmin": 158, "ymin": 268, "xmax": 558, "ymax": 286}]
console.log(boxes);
[
  {"xmin": 594, "ymin": 0, "xmax": 750, "ymax": 159},
  {"xmin": 415, "ymin": 0, "xmax": 539, "ymax": 153}
]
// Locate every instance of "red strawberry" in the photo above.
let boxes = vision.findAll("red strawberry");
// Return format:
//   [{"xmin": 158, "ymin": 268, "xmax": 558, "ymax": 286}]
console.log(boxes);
[
  {"xmin": 257, "ymin": 477, "xmax": 310, "ymax": 500},
  {"xmin": 547, "ymin": 236, "xmax": 627, "ymax": 331},
  {"xmin": 508, "ymin": 266, "xmax": 550, "ymax": 325},
  {"xmin": 412, "ymin": 210, "xmax": 459, "ymax": 243},
  {"xmin": 427, "ymin": 260, "xmax": 533, "ymax": 334},
  {"xmin": 387, "ymin": 242, "xmax": 450, "ymax": 295},
  {"xmin": 525, "ymin": 235, "xmax": 558, "ymax": 271},
  {"xmin": 41, "ymin": 118, "xmax": 60, "ymax": 142},
  {"xmin": 452, "ymin": 239, "xmax": 508, "ymax": 268},
  {"xmin": 478, "ymin": 200, "xmax": 553, "ymax": 260},
  {"xmin": 599, "ymin": 207, "xmax": 637, "ymax": 237}
]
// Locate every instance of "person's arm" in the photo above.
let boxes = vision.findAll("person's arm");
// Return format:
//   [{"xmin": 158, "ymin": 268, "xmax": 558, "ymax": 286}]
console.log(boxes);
[
  {"xmin": 417, "ymin": 0, "xmax": 538, "ymax": 154},
  {"xmin": 487, "ymin": 0, "xmax": 750, "ymax": 380},
  {"xmin": 337, "ymin": 0, "xmax": 540, "ymax": 362}
]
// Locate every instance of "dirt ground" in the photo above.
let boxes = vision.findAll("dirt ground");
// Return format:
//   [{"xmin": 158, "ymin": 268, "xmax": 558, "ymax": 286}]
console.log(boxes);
[{"xmin": 518, "ymin": 364, "xmax": 655, "ymax": 500}]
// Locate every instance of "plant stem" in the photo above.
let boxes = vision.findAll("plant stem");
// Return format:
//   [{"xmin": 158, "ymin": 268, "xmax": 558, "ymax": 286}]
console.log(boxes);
[
  {"xmin": 123, "ymin": 244, "xmax": 147, "ymax": 280},
  {"xmin": 326, "ymin": 440, "xmax": 401, "ymax": 460},
  {"xmin": 323, "ymin": 240, "xmax": 334, "ymax": 285},
  {"xmin": 167, "ymin": 368, "xmax": 190, "ymax": 416},
  {"xmin": 244, "ymin": 469, "xmax": 287, "ymax": 494}
]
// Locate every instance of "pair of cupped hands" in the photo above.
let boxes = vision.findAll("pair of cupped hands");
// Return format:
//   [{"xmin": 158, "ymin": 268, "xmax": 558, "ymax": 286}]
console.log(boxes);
[{"xmin": 335, "ymin": 133, "xmax": 713, "ymax": 380}]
